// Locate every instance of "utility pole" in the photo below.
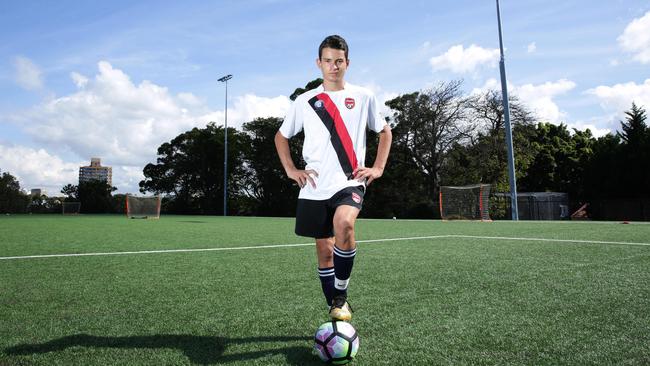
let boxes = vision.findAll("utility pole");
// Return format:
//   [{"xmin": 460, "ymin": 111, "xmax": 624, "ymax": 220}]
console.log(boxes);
[
  {"xmin": 218, "ymin": 74, "xmax": 233, "ymax": 217},
  {"xmin": 496, "ymin": 0, "xmax": 519, "ymax": 220}
]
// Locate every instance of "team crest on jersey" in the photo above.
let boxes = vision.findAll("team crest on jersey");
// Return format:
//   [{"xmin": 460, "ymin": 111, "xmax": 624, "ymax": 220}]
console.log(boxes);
[
  {"xmin": 314, "ymin": 100, "xmax": 324, "ymax": 109},
  {"xmin": 352, "ymin": 192, "xmax": 361, "ymax": 203},
  {"xmin": 345, "ymin": 98, "xmax": 355, "ymax": 109}
]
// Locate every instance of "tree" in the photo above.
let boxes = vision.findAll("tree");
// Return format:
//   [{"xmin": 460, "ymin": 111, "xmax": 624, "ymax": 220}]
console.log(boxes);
[
  {"xmin": 290, "ymin": 78, "xmax": 323, "ymax": 101},
  {"xmin": 241, "ymin": 117, "xmax": 303, "ymax": 216},
  {"xmin": 518, "ymin": 123, "xmax": 594, "ymax": 199},
  {"xmin": 28, "ymin": 192, "xmax": 46, "ymax": 213},
  {"xmin": 615, "ymin": 103, "xmax": 649, "ymax": 199},
  {"xmin": 466, "ymin": 89, "xmax": 536, "ymax": 138},
  {"xmin": 385, "ymin": 80, "xmax": 471, "ymax": 200},
  {"xmin": 583, "ymin": 134, "xmax": 622, "ymax": 199},
  {"xmin": 617, "ymin": 102, "xmax": 647, "ymax": 146},
  {"xmin": 0, "ymin": 170, "xmax": 29, "ymax": 213},
  {"xmin": 77, "ymin": 180, "xmax": 116, "ymax": 213},
  {"xmin": 440, "ymin": 89, "xmax": 537, "ymax": 192},
  {"xmin": 61, "ymin": 184, "xmax": 78, "ymax": 201},
  {"xmin": 231, "ymin": 78, "xmax": 317, "ymax": 216},
  {"xmin": 361, "ymin": 128, "xmax": 432, "ymax": 218},
  {"xmin": 140, "ymin": 122, "xmax": 249, "ymax": 214}
]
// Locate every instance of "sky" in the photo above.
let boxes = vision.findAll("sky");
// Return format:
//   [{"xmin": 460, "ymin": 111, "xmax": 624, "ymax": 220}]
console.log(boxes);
[{"xmin": 1, "ymin": 0, "xmax": 649, "ymax": 195}]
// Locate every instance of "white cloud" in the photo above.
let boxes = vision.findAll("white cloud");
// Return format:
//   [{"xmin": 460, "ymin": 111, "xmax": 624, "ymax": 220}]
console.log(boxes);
[
  {"xmin": 471, "ymin": 79, "xmax": 625, "ymax": 136},
  {"xmin": 471, "ymin": 78, "xmax": 500, "ymax": 94},
  {"xmin": 569, "ymin": 120, "xmax": 612, "ymax": 138},
  {"xmin": 112, "ymin": 165, "xmax": 146, "ymax": 195},
  {"xmin": 587, "ymin": 79, "xmax": 650, "ymax": 113},
  {"xmin": 17, "ymin": 61, "xmax": 195, "ymax": 167},
  {"xmin": 177, "ymin": 92, "xmax": 202, "ymax": 106},
  {"xmin": 196, "ymin": 93, "xmax": 291, "ymax": 131},
  {"xmin": 10, "ymin": 61, "xmax": 292, "ymax": 193},
  {"xmin": 0, "ymin": 144, "xmax": 81, "ymax": 193},
  {"xmin": 18, "ymin": 61, "xmax": 292, "ymax": 164},
  {"xmin": 527, "ymin": 42, "xmax": 537, "ymax": 54},
  {"xmin": 70, "ymin": 72, "xmax": 88, "ymax": 88},
  {"xmin": 430, "ymin": 44, "xmax": 500, "ymax": 74},
  {"xmin": 515, "ymin": 79, "xmax": 577, "ymax": 123},
  {"xmin": 230, "ymin": 94, "xmax": 291, "ymax": 127},
  {"xmin": 13, "ymin": 56, "xmax": 43, "ymax": 90},
  {"xmin": 618, "ymin": 11, "xmax": 650, "ymax": 63},
  {"xmin": 474, "ymin": 78, "xmax": 576, "ymax": 124}
]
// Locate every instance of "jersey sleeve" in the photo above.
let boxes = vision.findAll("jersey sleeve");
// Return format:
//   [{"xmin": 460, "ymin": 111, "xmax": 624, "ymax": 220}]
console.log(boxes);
[
  {"xmin": 367, "ymin": 93, "xmax": 387, "ymax": 133},
  {"xmin": 279, "ymin": 100, "xmax": 303, "ymax": 138}
]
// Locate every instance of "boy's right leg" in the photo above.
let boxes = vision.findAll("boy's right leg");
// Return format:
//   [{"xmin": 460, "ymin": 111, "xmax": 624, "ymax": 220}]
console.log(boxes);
[
  {"xmin": 295, "ymin": 198, "xmax": 336, "ymax": 309},
  {"xmin": 316, "ymin": 237, "xmax": 335, "ymax": 306}
]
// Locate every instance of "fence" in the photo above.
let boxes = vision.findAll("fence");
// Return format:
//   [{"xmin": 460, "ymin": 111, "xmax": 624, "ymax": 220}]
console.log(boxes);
[{"xmin": 492, "ymin": 192, "xmax": 570, "ymax": 220}]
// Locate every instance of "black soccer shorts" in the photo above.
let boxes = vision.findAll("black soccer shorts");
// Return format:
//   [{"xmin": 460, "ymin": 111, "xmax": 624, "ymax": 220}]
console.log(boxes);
[{"xmin": 294, "ymin": 185, "xmax": 365, "ymax": 239}]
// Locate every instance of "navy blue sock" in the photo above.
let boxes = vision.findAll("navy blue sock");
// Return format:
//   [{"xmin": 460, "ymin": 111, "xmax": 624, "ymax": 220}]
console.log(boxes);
[
  {"xmin": 333, "ymin": 245, "xmax": 356, "ymax": 298},
  {"xmin": 318, "ymin": 266, "xmax": 335, "ymax": 306}
]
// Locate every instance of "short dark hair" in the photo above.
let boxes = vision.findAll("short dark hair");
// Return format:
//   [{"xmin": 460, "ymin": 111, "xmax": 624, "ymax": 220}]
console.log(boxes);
[{"xmin": 318, "ymin": 35, "xmax": 349, "ymax": 60}]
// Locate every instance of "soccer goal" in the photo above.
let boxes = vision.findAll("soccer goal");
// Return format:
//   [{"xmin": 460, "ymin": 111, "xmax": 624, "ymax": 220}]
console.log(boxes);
[
  {"xmin": 439, "ymin": 184, "xmax": 491, "ymax": 221},
  {"xmin": 62, "ymin": 202, "xmax": 81, "ymax": 215},
  {"xmin": 126, "ymin": 195, "xmax": 161, "ymax": 219}
]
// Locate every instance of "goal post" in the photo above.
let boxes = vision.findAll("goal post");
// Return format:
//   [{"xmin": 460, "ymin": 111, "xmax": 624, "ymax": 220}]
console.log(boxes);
[
  {"xmin": 62, "ymin": 202, "xmax": 81, "ymax": 215},
  {"xmin": 126, "ymin": 195, "xmax": 161, "ymax": 219},
  {"xmin": 439, "ymin": 184, "xmax": 491, "ymax": 221}
]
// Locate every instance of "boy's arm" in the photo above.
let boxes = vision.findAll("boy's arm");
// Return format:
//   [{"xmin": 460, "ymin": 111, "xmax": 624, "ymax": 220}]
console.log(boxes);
[
  {"xmin": 274, "ymin": 131, "xmax": 318, "ymax": 188},
  {"xmin": 354, "ymin": 124, "xmax": 392, "ymax": 185}
]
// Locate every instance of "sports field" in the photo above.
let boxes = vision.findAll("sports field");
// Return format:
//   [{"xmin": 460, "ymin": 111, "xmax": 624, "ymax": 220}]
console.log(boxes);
[{"xmin": 1, "ymin": 215, "xmax": 649, "ymax": 365}]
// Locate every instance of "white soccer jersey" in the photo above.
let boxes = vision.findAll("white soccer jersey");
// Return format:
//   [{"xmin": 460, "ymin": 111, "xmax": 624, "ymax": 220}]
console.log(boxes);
[{"xmin": 279, "ymin": 82, "xmax": 387, "ymax": 200}]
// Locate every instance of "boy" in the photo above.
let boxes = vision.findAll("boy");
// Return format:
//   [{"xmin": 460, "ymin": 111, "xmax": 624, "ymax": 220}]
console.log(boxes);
[{"xmin": 274, "ymin": 35, "xmax": 392, "ymax": 321}]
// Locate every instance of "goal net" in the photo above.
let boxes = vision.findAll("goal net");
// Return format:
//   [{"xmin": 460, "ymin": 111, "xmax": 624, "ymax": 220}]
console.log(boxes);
[
  {"xmin": 62, "ymin": 202, "xmax": 81, "ymax": 215},
  {"xmin": 126, "ymin": 195, "xmax": 161, "ymax": 219},
  {"xmin": 439, "ymin": 184, "xmax": 491, "ymax": 221}
]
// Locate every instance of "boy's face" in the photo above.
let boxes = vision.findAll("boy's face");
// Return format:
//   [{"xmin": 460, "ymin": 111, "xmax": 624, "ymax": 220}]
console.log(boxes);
[{"xmin": 317, "ymin": 47, "xmax": 349, "ymax": 84}]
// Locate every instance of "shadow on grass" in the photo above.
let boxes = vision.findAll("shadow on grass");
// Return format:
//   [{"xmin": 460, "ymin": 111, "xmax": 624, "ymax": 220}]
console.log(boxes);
[
  {"xmin": 5, "ymin": 333, "xmax": 320, "ymax": 365},
  {"xmin": 179, "ymin": 220, "xmax": 210, "ymax": 224}
]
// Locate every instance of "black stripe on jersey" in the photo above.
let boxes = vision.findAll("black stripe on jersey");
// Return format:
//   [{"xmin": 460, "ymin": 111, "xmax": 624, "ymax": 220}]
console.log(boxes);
[{"xmin": 308, "ymin": 95, "xmax": 355, "ymax": 180}]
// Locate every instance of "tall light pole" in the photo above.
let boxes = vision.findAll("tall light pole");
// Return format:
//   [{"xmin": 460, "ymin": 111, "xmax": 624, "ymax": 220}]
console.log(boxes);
[
  {"xmin": 218, "ymin": 74, "xmax": 232, "ymax": 217},
  {"xmin": 496, "ymin": 0, "xmax": 519, "ymax": 220}
]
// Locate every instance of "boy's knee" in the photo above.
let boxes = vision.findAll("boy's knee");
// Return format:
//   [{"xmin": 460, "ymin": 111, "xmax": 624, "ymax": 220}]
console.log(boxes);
[{"xmin": 335, "ymin": 217, "xmax": 354, "ymax": 234}]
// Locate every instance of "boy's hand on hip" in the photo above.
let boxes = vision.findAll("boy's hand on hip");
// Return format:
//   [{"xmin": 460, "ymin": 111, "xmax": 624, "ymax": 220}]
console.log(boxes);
[
  {"xmin": 288, "ymin": 169, "xmax": 318, "ymax": 188},
  {"xmin": 354, "ymin": 167, "xmax": 383, "ymax": 185}
]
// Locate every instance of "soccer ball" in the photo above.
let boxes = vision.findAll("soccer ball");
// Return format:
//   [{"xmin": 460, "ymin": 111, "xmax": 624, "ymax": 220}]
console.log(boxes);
[{"xmin": 314, "ymin": 321, "xmax": 359, "ymax": 364}]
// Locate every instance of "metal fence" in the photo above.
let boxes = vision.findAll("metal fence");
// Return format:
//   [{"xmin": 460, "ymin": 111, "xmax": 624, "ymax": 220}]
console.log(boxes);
[
  {"xmin": 492, "ymin": 192, "xmax": 570, "ymax": 220},
  {"xmin": 492, "ymin": 193, "xmax": 650, "ymax": 221}
]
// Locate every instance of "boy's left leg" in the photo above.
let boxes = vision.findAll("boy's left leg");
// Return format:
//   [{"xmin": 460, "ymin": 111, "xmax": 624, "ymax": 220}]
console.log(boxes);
[
  {"xmin": 332, "ymin": 204, "xmax": 360, "ymax": 295},
  {"xmin": 329, "ymin": 204, "xmax": 360, "ymax": 321}
]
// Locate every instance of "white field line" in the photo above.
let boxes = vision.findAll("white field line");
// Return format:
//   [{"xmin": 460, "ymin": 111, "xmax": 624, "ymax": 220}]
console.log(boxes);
[
  {"xmin": 1, "ymin": 234, "xmax": 648, "ymax": 261},
  {"xmin": 0, "ymin": 235, "xmax": 453, "ymax": 261},
  {"xmin": 448, "ymin": 235, "xmax": 650, "ymax": 247}
]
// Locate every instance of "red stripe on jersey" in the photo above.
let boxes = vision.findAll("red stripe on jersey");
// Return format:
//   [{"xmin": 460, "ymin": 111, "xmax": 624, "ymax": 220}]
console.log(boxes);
[{"xmin": 317, "ymin": 93, "xmax": 358, "ymax": 174}]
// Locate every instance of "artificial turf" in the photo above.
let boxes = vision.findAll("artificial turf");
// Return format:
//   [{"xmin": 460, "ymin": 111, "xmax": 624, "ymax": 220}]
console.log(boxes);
[{"xmin": 1, "ymin": 215, "xmax": 649, "ymax": 365}]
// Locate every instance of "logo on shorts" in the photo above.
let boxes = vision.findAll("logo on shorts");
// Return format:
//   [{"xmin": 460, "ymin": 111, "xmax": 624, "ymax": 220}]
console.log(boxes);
[
  {"xmin": 345, "ymin": 98, "xmax": 355, "ymax": 109},
  {"xmin": 314, "ymin": 100, "xmax": 324, "ymax": 109},
  {"xmin": 351, "ymin": 192, "xmax": 361, "ymax": 203}
]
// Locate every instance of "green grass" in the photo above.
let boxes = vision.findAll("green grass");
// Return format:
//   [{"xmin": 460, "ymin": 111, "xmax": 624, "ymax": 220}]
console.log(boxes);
[{"xmin": 1, "ymin": 215, "xmax": 649, "ymax": 365}]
